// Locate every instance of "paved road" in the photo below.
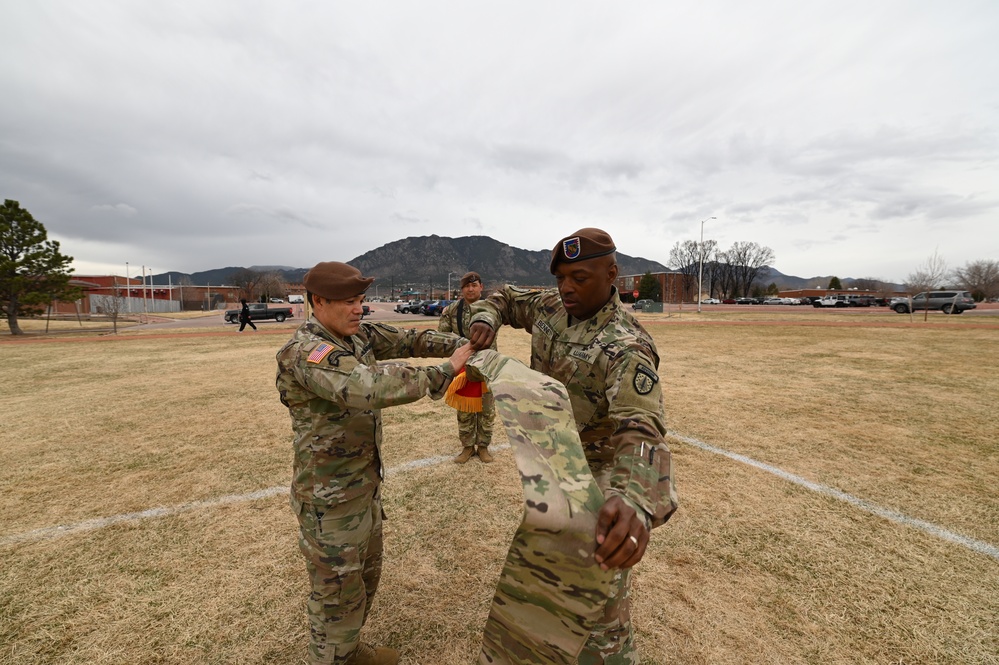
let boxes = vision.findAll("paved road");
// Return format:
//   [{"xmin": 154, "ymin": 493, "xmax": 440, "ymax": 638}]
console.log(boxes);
[{"xmin": 115, "ymin": 299, "xmax": 999, "ymax": 333}]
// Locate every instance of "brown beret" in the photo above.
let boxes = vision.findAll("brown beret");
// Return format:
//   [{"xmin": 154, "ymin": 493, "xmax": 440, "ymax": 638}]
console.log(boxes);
[
  {"xmin": 303, "ymin": 261, "xmax": 374, "ymax": 300},
  {"xmin": 549, "ymin": 228, "xmax": 617, "ymax": 273},
  {"xmin": 460, "ymin": 271, "xmax": 481, "ymax": 288}
]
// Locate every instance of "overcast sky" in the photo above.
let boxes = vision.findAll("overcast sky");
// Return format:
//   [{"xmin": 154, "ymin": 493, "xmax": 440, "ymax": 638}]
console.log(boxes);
[{"xmin": 2, "ymin": 1, "xmax": 997, "ymax": 284}]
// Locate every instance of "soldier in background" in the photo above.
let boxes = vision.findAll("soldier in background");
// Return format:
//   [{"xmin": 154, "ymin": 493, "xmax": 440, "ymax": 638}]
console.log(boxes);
[
  {"xmin": 275, "ymin": 261, "xmax": 473, "ymax": 665},
  {"xmin": 438, "ymin": 271, "xmax": 497, "ymax": 464},
  {"xmin": 467, "ymin": 228, "xmax": 679, "ymax": 664}
]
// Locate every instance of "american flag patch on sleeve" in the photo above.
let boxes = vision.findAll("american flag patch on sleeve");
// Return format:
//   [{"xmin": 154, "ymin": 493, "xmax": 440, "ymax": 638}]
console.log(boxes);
[{"xmin": 307, "ymin": 343, "xmax": 334, "ymax": 364}]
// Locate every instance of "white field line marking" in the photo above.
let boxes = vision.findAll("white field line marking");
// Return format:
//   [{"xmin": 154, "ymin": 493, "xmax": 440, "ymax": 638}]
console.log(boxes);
[
  {"xmin": 667, "ymin": 431, "xmax": 999, "ymax": 562},
  {"xmin": 0, "ymin": 445, "xmax": 511, "ymax": 547},
  {"xmin": 4, "ymin": 437, "xmax": 997, "ymax": 563}
]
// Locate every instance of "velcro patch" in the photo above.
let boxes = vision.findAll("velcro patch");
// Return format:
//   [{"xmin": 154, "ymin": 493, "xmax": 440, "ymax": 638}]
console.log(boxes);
[
  {"xmin": 307, "ymin": 343, "xmax": 334, "ymax": 364},
  {"xmin": 327, "ymin": 351, "xmax": 352, "ymax": 367},
  {"xmin": 633, "ymin": 363, "xmax": 659, "ymax": 395},
  {"xmin": 535, "ymin": 319, "xmax": 556, "ymax": 340},
  {"xmin": 570, "ymin": 347, "xmax": 598, "ymax": 364}
]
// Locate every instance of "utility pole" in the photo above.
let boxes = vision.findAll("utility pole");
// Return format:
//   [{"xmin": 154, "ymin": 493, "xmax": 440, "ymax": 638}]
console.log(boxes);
[{"xmin": 697, "ymin": 216, "xmax": 716, "ymax": 313}]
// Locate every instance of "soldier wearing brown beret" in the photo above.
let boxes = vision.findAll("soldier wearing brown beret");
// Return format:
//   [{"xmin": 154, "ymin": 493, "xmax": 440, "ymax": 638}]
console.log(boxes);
[
  {"xmin": 438, "ymin": 271, "xmax": 498, "ymax": 464},
  {"xmin": 467, "ymin": 228, "xmax": 678, "ymax": 662},
  {"xmin": 276, "ymin": 261, "xmax": 473, "ymax": 665}
]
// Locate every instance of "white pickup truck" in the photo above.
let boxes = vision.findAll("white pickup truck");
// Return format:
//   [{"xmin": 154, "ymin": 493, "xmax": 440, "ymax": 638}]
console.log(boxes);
[{"xmin": 394, "ymin": 300, "xmax": 422, "ymax": 314}]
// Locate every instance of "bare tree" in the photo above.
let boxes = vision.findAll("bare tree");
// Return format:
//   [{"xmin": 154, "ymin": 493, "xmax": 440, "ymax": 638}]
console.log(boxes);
[
  {"xmin": 178, "ymin": 276, "xmax": 198, "ymax": 311},
  {"xmin": 851, "ymin": 277, "xmax": 883, "ymax": 291},
  {"xmin": 258, "ymin": 271, "xmax": 287, "ymax": 301},
  {"xmin": 952, "ymin": 259, "xmax": 999, "ymax": 301},
  {"xmin": 906, "ymin": 249, "xmax": 949, "ymax": 322},
  {"xmin": 905, "ymin": 250, "xmax": 948, "ymax": 293},
  {"xmin": 668, "ymin": 239, "xmax": 709, "ymax": 302},
  {"xmin": 713, "ymin": 250, "xmax": 740, "ymax": 298},
  {"xmin": 93, "ymin": 279, "xmax": 126, "ymax": 334},
  {"xmin": 726, "ymin": 241, "xmax": 776, "ymax": 297},
  {"xmin": 229, "ymin": 268, "xmax": 264, "ymax": 302}
]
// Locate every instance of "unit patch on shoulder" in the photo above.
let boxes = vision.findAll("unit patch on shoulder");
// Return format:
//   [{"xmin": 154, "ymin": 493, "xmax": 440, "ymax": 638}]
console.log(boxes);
[
  {"xmin": 327, "ymin": 351, "xmax": 351, "ymax": 367},
  {"xmin": 307, "ymin": 343, "xmax": 334, "ymax": 364},
  {"xmin": 633, "ymin": 363, "xmax": 659, "ymax": 395}
]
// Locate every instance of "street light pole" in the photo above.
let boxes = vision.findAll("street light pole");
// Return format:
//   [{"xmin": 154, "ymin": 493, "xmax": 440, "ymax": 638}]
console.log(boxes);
[
  {"xmin": 447, "ymin": 272, "xmax": 456, "ymax": 299},
  {"xmin": 697, "ymin": 216, "xmax": 716, "ymax": 313}
]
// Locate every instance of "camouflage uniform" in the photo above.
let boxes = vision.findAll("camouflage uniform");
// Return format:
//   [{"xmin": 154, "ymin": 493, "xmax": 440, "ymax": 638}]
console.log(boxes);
[
  {"xmin": 464, "ymin": 350, "xmax": 616, "ymax": 664},
  {"xmin": 438, "ymin": 298, "xmax": 496, "ymax": 450},
  {"xmin": 275, "ymin": 317, "xmax": 463, "ymax": 665},
  {"xmin": 471, "ymin": 286, "xmax": 678, "ymax": 664}
]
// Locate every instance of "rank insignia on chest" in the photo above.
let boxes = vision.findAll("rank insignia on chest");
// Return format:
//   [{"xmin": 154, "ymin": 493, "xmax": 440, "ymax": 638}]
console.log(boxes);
[
  {"xmin": 633, "ymin": 363, "xmax": 659, "ymax": 395},
  {"xmin": 307, "ymin": 343, "xmax": 334, "ymax": 364}
]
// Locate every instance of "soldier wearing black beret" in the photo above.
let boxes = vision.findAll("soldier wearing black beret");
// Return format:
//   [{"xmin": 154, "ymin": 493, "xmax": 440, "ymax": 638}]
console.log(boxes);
[{"xmin": 466, "ymin": 228, "xmax": 678, "ymax": 662}]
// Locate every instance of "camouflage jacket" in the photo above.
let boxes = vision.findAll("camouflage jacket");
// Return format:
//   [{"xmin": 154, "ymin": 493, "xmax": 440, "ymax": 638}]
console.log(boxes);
[
  {"xmin": 275, "ymin": 317, "xmax": 463, "ymax": 507},
  {"xmin": 438, "ymin": 299, "xmax": 498, "ymax": 350},
  {"xmin": 470, "ymin": 286, "xmax": 678, "ymax": 528}
]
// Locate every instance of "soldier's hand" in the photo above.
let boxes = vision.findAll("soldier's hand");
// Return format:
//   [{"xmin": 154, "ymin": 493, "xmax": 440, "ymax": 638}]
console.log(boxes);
[
  {"xmin": 448, "ymin": 342, "xmax": 475, "ymax": 373},
  {"xmin": 468, "ymin": 322, "xmax": 496, "ymax": 350},
  {"xmin": 594, "ymin": 495, "xmax": 649, "ymax": 570}
]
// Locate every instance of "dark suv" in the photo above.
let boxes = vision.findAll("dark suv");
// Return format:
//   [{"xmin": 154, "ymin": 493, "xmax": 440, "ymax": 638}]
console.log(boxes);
[{"xmin": 892, "ymin": 291, "xmax": 977, "ymax": 315}]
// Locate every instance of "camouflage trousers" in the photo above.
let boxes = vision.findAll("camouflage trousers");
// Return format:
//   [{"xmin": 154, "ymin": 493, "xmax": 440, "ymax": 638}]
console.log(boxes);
[
  {"xmin": 577, "ymin": 466, "xmax": 637, "ymax": 664},
  {"xmin": 456, "ymin": 391, "xmax": 495, "ymax": 448},
  {"xmin": 294, "ymin": 489, "xmax": 384, "ymax": 665},
  {"xmin": 577, "ymin": 532, "xmax": 635, "ymax": 664}
]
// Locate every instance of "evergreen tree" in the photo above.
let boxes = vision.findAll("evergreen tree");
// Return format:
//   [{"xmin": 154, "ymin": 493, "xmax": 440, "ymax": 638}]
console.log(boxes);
[
  {"xmin": 1, "ymin": 200, "xmax": 78, "ymax": 335},
  {"xmin": 638, "ymin": 271, "xmax": 661, "ymax": 301},
  {"xmin": 828, "ymin": 276, "xmax": 842, "ymax": 290}
]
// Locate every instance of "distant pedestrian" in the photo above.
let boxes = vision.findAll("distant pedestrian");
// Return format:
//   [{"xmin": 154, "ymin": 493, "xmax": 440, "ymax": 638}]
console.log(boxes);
[{"xmin": 238, "ymin": 299, "xmax": 257, "ymax": 332}]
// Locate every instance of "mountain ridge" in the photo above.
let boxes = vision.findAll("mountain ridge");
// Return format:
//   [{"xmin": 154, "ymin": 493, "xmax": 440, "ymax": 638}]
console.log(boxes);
[{"xmin": 150, "ymin": 235, "xmax": 900, "ymax": 292}]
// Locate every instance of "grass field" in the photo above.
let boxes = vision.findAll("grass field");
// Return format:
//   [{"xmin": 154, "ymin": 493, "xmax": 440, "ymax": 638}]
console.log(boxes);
[{"xmin": 1, "ymin": 313, "xmax": 997, "ymax": 664}]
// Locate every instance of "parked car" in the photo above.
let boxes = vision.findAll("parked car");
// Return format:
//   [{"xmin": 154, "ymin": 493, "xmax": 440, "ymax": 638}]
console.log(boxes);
[
  {"xmin": 394, "ymin": 300, "xmax": 422, "ymax": 314},
  {"xmin": 423, "ymin": 300, "xmax": 450, "ymax": 316},
  {"xmin": 735, "ymin": 297, "xmax": 756, "ymax": 305},
  {"xmin": 892, "ymin": 291, "xmax": 976, "ymax": 315},
  {"xmin": 763, "ymin": 297, "xmax": 783, "ymax": 305},
  {"xmin": 847, "ymin": 295, "xmax": 875, "ymax": 307},
  {"xmin": 223, "ymin": 302, "xmax": 293, "ymax": 324},
  {"xmin": 701, "ymin": 298, "xmax": 721, "ymax": 305},
  {"xmin": 633, "ymin": 299, "xmax": 654, "ymax": 311},
  {"xmin": 269, "ymin": 297, "xmax": 284, "ymax": 303},
  {"xmin": 815, "ymin": 295, "xmax": 849, "ymax": 308},
  {"xmin": 722, "ymin": 298, "xmax": 737, "ymax": 304},
  {"xmin": 361, "ymin": 304, "xmax": 370, "ymax": 318}
]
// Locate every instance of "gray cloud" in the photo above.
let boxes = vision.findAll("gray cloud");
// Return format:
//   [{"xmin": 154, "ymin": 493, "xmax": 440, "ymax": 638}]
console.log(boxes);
[{"xmin": 1, "ymin": 1, "xmax": 997, "ymax": 283}]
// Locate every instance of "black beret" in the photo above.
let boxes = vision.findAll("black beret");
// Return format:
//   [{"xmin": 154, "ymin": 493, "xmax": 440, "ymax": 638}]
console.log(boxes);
[
  {"xmin": 460, "ymin": 271, "xmax": 481, "ymax": 288},
  {"xmin": 303, "ymin": 262, "xmax": 374, "ymax": 300},
  {"xmin": 549, "ymin": 228, "xmax": 617, "ymax": 273}
]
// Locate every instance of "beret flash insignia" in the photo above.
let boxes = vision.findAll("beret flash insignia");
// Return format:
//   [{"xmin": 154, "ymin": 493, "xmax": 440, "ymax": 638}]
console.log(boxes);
[{"xmin": 563, "ymin": 237, "xmax": 581, "ymax": 260}]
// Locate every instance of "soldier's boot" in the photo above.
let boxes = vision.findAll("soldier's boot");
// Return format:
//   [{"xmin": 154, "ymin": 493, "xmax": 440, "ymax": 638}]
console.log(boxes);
[
  {"xmin": 342, "ymin": 642, "xmax": 400, "ymax": 665},
  {"xmin": 453, "ymin": 446, "xmax": 475, "ymax": 464},
  {"xmin": 476, "ymin": 446, "xmax": 494, "ymax": 463}
]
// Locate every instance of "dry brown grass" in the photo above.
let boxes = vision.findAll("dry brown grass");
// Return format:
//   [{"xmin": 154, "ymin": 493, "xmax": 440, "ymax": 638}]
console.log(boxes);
[{"xmin": 1, "ymin": 317, "xmax": 997, "ymax": 664}]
